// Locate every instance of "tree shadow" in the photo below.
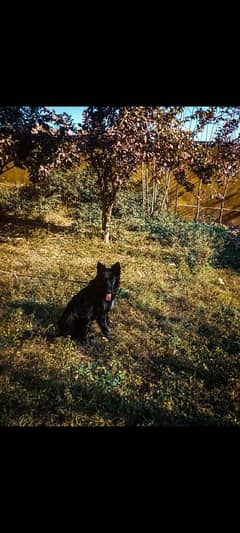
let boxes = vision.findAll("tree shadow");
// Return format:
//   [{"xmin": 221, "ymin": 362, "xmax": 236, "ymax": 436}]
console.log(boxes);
[
  {"xmin": 150, "ymin": 353, "xmax": 231, "ymax": 390},
  {"xmin": 0, "ymin": 212, "xmax": 75, "ymax": 239},
  {"xmin": 8, "ymin": 299, "xmax": 63, "ymax": 325},
  {"xmin": 0, "ymin": 361, "xmax": 234, "ymax": 427},
  {"xmin": 5, "ymin": 299, "xmax": 113, "ymax": 345},
  {"xmin": 5, "ymin": 299, "xmax": 64, "ymax": 341},
  {"xmin": 1, "ymin": 297, "xmax": 237, "ymax": 426},
  {"xmin": 198, "ymin": 321, "xmax": 240, "ymax": 356},
  {"xmin": 213, "ymin": 238, "xmax": 240, "ymax": 271},
  {"xmin": 116, "ymin": 297, "xmax": 239, "ymax": 392}
]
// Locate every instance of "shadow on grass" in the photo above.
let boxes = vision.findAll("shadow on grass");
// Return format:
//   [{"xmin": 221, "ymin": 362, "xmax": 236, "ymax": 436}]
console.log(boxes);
[
  {"xmin": 6, "ymin": 300, "xmax": 64, "ymax": 340},
  {"xmin": 150, "ymin": 353, "xmax": 231, "ymax": 390},
  {"xmin": 116, "ymin": 296, "xmax": 240, "ymax": 392},
  {"xmin": 1, "ymin": 298, "xmax": 238, "ymax": 426},
  {"xmin": 198, "ymin": 322, "xmax": 240, "ymax": 355},
  {"xmin": 0, "ymin": 362, "xmax": 233, "ymax": 427},
  {"xmin": 8, "ymin": 300, "xmax": 63, "ymax": 325},
  {"xmin": 213, "ymin": 240, "xmax": 240, "ymax": 271},
  {"xmin": 0, "ymin": 212, "xmax": 75, "ymax": 239},
  {"xmin": 5, "ymin": 299, "xmax": 117, "ymax": 344}
]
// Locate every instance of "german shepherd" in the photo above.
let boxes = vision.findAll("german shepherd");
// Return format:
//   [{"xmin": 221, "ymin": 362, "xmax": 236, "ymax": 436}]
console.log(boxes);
[{"xmin": 58, "ymin": 262, "xmax": 121, "ymax": 342}]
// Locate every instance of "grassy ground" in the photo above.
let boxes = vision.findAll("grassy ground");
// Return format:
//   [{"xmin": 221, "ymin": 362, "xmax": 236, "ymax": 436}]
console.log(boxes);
[{"xmin": 0, "ymin": 211, "xmax": 240, "ymax": 426}]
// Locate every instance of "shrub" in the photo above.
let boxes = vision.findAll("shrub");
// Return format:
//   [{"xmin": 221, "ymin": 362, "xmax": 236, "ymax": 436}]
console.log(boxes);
[{"xmin": 138, "ymin": 211, "xmax": 239, "ymax": 270}]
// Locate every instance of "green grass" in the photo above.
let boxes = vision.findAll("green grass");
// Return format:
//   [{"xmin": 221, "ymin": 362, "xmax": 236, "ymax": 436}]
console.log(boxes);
[{"xmin": 0, "ymin": 211, "xmax": 240, "ymax": 426}]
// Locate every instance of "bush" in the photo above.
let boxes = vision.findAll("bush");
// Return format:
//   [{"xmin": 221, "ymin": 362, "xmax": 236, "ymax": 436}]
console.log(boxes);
[
  {"xmin": 0, "ymin": 185, "xmax": 22, "ymax": 213},
  {"xmin": 138, "ymin": 211, "xmax": 239, "ymax": 270},
  {"xmin": 0, "ymin": 166, "xmax": 101, "ymax": 227}
]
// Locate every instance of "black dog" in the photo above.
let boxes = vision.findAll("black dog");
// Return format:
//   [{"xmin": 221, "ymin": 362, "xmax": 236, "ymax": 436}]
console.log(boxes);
[{"xmin": 58, "ymin": 262, "xmax": 121, "ymax": 342}]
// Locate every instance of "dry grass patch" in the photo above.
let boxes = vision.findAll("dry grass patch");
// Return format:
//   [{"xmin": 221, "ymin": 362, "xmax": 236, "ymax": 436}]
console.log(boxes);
[{"xmin": 0, "ymin": 222, "xmax": 240, "ymax": 426}]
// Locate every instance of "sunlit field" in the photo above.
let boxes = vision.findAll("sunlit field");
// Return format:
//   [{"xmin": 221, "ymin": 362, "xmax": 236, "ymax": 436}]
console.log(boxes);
[{"xmin": 0, "ymin": 205, "xmax": 239, "ymax": 426}]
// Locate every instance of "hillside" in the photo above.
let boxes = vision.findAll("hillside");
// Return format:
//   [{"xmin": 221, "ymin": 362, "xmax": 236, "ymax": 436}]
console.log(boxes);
[
  {"xmin": 167, "ymin": 173, "xmax": 240, "ymax": 225},
  {"xmin": 1, "ymin": 163, "xmax": 240, "ymax": 225},
  {"xmin": 0, "ymin": 164, "xmax": 29, "ymax": 185},
  {"xmin": 131, "ymin": 165, "xmax": 240, "ymax": 226}
]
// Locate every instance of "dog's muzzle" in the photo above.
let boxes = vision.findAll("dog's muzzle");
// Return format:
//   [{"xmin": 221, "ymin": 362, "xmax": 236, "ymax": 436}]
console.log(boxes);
[{"xmin": 105, "ymin": 292, "xmax": 113, "ymax": 302}]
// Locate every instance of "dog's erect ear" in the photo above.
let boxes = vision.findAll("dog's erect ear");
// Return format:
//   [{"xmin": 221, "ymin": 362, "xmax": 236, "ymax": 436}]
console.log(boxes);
[
  {"xmin": 111, "ymin": 262, "xmax": 121, "ymax": 275},
  {"xmin": 97, "ymin": 262, "xmax": 106, "ymax": 274}
]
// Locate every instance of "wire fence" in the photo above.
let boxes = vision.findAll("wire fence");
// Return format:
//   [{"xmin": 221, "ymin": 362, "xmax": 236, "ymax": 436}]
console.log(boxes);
[
  {"xmin": 174, "ymin": 203, "xmax": 240, "ymax": 224},
  {"xmin": 0, "ymin": 269, "xmax": 86, "ymax": 285}
]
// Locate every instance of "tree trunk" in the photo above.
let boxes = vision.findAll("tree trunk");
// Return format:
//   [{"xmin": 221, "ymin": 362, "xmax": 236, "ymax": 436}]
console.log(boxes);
[
  {"xmin": 102, "ymin": 203, "xmax": 114, "ymax": 244},
  {"xmin": 174, "ymin": 182, "xmax": 179, "ymax": 215},
  {"xmin": 195, "ymin": 177, "xmax": 202, "ymax": 222},
  {"xmin": 159, "ymin": 170, "xmax": 171, "ymax": 212},
  {"xmin": 151, "ymin": 180, "xmax": 155, "ymax": 214},
  {"xmin": 142, "ymin": 161, "xmax": 146, "ymax": 212},
  {"xmin": 142, "ymin": 130, "xmax": 147, "ymax": 213},
  {"xmin": 219, "ymin": 174, "xmax": 230, "ymax": 224},
  {"xmin": 151, "ymin": 157, "xmax": 156, "ymax": 214},
  {"xmin": 146, "ymin": 163, "xmax": 149, "ymax": 214}
]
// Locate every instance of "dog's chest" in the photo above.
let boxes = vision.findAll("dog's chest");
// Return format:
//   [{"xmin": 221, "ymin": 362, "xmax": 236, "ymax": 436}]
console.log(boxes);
[{"xmin": 102, "ymin": 299, "xmax": 114, "ymax": 312}]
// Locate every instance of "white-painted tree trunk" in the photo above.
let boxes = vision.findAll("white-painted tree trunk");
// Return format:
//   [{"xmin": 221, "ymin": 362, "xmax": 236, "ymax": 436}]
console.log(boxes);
[{"xmin": 102, "ymin": 203, "xmax": 113, "ymax": 244}]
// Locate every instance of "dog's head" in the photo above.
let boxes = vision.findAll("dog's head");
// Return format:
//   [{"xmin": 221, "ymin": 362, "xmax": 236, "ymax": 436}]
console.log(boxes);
[{"xmin": 96, "ymin": 262, "xmax": 121, "ymax": 302}]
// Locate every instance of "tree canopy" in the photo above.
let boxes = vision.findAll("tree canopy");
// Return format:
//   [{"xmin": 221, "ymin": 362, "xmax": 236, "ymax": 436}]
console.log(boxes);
[{"xmin": 0, "ymin": 106, "xmax": 79, "ymax": 180}]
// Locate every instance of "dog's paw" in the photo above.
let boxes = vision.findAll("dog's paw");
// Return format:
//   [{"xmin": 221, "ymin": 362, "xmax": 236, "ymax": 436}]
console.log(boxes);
[{"xmin": 101, "ymin": 334, "xmax": 112, "ymax": 341}]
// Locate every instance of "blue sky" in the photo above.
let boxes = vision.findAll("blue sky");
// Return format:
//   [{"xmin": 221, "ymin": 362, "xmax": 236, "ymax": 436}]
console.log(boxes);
[{"xmin": 47, "ymin": 106, "xmax": 86, "ymax": 126}]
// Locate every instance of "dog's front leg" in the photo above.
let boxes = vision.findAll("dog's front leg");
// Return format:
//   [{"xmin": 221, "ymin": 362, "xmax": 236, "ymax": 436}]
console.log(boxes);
[
  {"xmin": 97, "ymin": 314, "xmax": 110, "ymax": 338},
  {"xmin": 77, "ymin": 317, "xmax": 92, "ymax": 343}
]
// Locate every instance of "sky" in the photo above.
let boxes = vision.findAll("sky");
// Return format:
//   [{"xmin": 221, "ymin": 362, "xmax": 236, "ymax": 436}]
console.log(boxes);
[
  {"xmin": 47, "ymin": 106, "xmax": 86, "ymax": 126},
  {"xmin": 47, "ymin": 106, "xmax": 239, "ymax": 141}
]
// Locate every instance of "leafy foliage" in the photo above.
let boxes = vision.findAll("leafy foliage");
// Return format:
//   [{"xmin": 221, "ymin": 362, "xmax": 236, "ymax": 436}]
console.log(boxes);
[
  {"xmin": 78, "ymin": 106, "xmax": 198, "ymax": 241},
  {"xmin": 0, "ymin": 106, "xmax": 80, "ymax": 181},
  {"xmin": 1, "ymin": 106, "xmax": 240, "ymax": 241}
]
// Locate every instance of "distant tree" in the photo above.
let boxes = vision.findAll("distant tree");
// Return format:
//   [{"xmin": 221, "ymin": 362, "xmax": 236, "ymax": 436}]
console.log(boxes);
[
  {"xmin": 213, "ymin": 138, "xmax": 240, "ymax": 223},
  {"xmin": 0, "ymin": 106, "xmax": 79, "ymax": 181},
  {"xmin": 189, "ymin": 107, "xmax": 240, "ymax": 221},
  {"xmin": 149, "ymin": 107, "xmax": 195, "ymax": 212},
  {"xmin": 168, "ymin": 107, "xmax": 240, "ymax": 221}
]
